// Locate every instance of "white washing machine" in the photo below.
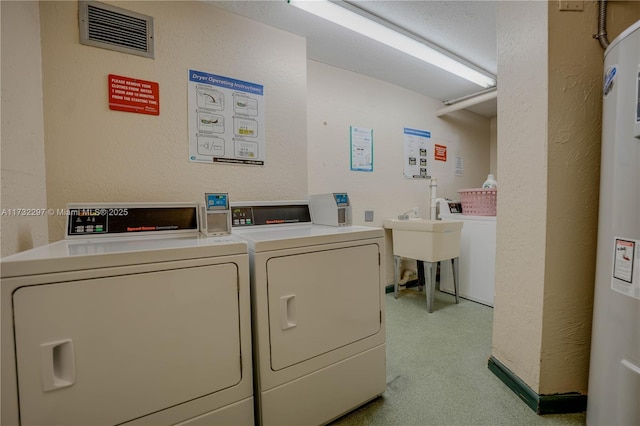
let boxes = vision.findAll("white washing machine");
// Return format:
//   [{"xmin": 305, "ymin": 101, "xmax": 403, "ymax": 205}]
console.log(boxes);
[
  {"xmin": 1, "ymin": 203, "xmax": 254, "ymax": 426},
  {"xmin": 231, "ymin": 201, "xmax": 386, "ymax": 426},
  {"xmin": 439, "ymin": 210, "xmax": 496, "ymax": 306}
]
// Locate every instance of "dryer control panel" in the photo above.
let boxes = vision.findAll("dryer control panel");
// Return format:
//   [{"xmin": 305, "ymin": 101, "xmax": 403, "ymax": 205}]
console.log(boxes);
[
  {"xmin": 66, "ymin": 203, "xmax": 199, "ymax": 238},
  {"xmin": 230, "ymin": 201, "xmax": 311, "ymax": 227},
  {"xmin": 307, "ymin": 193, "xmax": 352, "ymax": 227}
]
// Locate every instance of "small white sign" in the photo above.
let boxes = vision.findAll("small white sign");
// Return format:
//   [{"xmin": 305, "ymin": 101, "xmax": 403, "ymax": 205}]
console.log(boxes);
[
  {"xmin": 455, "ymin": 156, "xmax": 464, "ymax": 176},
  {"xmin": 612, "ymin": 237, "xmax": 639, "ymax": 300}
]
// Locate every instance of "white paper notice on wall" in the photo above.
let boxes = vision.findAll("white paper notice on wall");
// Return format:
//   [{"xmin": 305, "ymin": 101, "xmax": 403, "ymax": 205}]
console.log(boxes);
[
  {"xmin": 188, "ymin": 69, "xmax": 265, "ymax": 165},
  {"xmin": 403, "ymin": 128, "xmax": 431, "ymax": 179},
  {"xmin": 455, "ymin": 156, "xmax": 464, "ymax": 176},
  {"xmin": 350, "ymin": 126, "xmax": 373, "ymax": 172},
  {"xmin": 612, "ymin": 237, "xmax": 639, "ymax": 300}
]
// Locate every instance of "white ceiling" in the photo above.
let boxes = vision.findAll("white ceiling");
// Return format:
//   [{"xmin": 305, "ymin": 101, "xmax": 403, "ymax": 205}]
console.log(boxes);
[{"xmin": 209, "ymin": 0, "xmax": 498, "ymax": 117}]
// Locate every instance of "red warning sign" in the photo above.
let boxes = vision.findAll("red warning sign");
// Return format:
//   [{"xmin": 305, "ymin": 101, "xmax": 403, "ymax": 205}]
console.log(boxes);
[
  {"xmin": 109, "ymin": 74, "xmax": 159, "ymax": 115},
  {"xmin": 434, "ymin": 144, "xmax": 447, "ymax": 161}
]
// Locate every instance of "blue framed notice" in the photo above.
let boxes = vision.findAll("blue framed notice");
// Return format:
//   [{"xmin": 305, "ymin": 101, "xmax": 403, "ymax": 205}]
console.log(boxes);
[{"xmin": 350, "ymin": 126, "xmax": 373, "ymax": 172}]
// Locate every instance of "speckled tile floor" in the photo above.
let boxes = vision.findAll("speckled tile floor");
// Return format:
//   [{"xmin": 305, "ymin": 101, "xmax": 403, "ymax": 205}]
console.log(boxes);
[{"xmin": 331, "ymin": 290, "xmax": 586, "ymax": 426}]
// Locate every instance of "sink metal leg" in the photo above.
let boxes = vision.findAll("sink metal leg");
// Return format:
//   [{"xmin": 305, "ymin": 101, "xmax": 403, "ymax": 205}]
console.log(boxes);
[
  {"xmin": 425, "ymin": 261, "xmax": 437, "ymax": 313},
  {"xmin": 417, "ymin": 260, "xmax": 425, "ymax": 292},
  {"xmin": 452, "ymin": 257, "xmax": 460, "ymax": 304},
  {"xmin": 393, "ymin": 255, "xmax": 401, "ymax": 299}
]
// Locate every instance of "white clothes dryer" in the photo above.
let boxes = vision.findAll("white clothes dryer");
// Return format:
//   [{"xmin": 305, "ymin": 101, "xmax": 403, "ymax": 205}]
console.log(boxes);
[
  {"xmin": 1, "ymin": 203, "xmax": 254, "ymax": 426},
  {"xmin": 231, "ymin": 201, "xmax": 386, "ymax": 426}
]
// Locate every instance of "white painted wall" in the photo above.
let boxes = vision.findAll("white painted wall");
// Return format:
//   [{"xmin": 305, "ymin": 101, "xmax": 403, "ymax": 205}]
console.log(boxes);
[
  {"xmin": 0, "ymin": 1, "xmax": 49, "ymax": 257},
  {"xmin": 307, "ymin": 60, "xmax": 492, "ymax": 283},
  {"xmin": 38, "ymin": 1, "xmax": 308, "ymax": 242},
  {"xmin": 2, "ymin": 1, "xmax": 493, "ymax": 263}
]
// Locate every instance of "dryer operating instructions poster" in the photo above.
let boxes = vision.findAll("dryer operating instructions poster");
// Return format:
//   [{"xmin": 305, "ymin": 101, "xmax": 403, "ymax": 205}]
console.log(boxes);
[
  {"xmin": 188, "ymin": 69, "xmax": 265, "ymax": 165},
  {"xmin": 403, "ymin": 127, "xmax": 431, "ymax": 178}
]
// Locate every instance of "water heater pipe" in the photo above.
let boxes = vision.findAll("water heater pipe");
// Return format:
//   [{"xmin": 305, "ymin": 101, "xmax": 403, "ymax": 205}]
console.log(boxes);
[
  {"xmin": 594, "ymin": 0, "xmax": 610, "ymax": 49},
  {"xmin": 435, "ymin": 89, "xmax": 497, "ymax": 117}
]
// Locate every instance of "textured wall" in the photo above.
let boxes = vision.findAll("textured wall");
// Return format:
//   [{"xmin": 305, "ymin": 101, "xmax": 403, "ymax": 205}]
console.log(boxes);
[
  {"xmin": 307, "ymin": 60, "xmax": 491, "ymax": 284},
  {"xmin": 541, "ymin": 1, "xmax": 640, "ymax": 395},
  {"xmin": 541, "ymin": 0, "xmax": 605, "ymax": 396},
  {"xmin": 490, "ymin": 117, "xmax": 497, "ymax": 178},
  {"xmin": 1, "ymin": 1, "xmax": 49, "ymax": 257},
  {"xmin": 39, "ymin": 1, "xmax": 308, "ymax": 242},
  {"xmin": 493, "ymin": 0, "xmax": 549, "ymax": 391},
  {"xmin": 494, "ymin": 1, "xmax": 640, "ymax": 395}
]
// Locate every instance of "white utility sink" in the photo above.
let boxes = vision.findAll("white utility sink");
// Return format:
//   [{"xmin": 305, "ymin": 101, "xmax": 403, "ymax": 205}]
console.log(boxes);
[{"xmin": 383, "ymin": 218, "xmax": 463, "ymax": 262}]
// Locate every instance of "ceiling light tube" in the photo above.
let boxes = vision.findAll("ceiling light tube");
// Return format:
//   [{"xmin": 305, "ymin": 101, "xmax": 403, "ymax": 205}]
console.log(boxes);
[{"xmin": 288, "ymin": 0, "xmax": 496, "ymax": 88}]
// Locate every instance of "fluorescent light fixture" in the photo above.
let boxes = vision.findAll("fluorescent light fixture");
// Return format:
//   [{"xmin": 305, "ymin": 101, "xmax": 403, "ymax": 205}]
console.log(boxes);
[{"xmin": 288, "ymin": 0, "xmax": 496, "ymax": 88}]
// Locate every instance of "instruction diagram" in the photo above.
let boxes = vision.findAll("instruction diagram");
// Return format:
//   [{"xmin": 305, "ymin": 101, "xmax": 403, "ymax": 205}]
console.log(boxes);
[
  {"xmin": 403, "ymin": 128, "xmax": 431, "ymax": 178},
  {"xmin": 612, "ymin": 238, "xmax": 639, "ymax": 300},
  {"xmin": 188, "ymin": 69, "xmax": 265, "ymax": 165}
]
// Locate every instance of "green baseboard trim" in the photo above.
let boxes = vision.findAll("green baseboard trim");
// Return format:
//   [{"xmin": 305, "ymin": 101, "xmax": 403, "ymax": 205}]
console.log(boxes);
[
  {"xmin": 488, "ymin": 356, "xmax": 587, "ymax": 415},
  {"xmin": 487, "ymin": 356, "xmax": 539, "ymax": 412}
]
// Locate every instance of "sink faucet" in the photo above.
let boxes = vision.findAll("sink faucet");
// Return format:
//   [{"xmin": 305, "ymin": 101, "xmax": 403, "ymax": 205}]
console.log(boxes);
[{"xmin": 397, "ymin": 207, "xmax": 419, "ymax": 220}]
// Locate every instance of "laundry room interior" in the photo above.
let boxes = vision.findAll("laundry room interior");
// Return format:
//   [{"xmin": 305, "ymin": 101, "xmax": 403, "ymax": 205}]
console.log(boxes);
[{"xmin": 2, "ymin": 1, "xmax": 639, "ymax": 425}]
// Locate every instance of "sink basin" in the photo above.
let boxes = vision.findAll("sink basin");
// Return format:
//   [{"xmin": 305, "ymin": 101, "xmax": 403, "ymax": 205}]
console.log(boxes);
[{"xmin": 383, "ymin": 218, "xmax": 463, "ymax": 262}]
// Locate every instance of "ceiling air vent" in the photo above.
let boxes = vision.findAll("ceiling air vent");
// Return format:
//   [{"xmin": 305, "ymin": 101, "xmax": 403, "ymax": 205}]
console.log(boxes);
[{"xmin": 79, "ymin": 0, "xmax": 154, "ymax": 59}]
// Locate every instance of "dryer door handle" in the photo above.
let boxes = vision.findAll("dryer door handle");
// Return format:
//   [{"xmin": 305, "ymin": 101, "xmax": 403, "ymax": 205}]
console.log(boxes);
[
  {"xmin": 40, "ymin": 339, "xmax": 76, "ymax": 392},
  {"xmin": 280, "ymin": 294, "xmax": 297, "ymax": 330}
]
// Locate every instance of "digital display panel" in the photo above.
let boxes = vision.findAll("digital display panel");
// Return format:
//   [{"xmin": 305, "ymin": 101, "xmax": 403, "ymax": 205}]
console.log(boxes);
[
  {"xmin": 334, "ymin": 193, "xmax": 350, "ymax": 207},
  {"xmin": 67, "ymin": 207, "xmax": 198, "ymax": 236},
  {"xmin": 206, "ymin": 193, "xmax": 228, "ymax": 210}
]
